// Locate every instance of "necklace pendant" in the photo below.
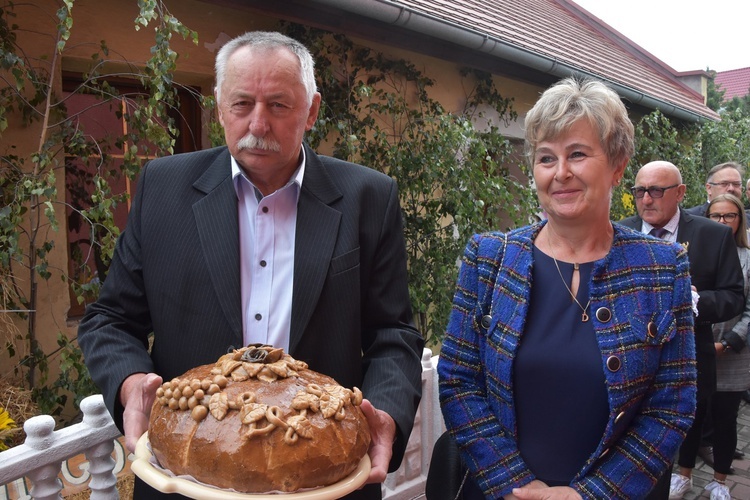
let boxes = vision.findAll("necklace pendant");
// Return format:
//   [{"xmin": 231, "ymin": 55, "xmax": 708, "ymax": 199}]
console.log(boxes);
[{"xmin": 581, "ymin": 311, "xmax": 589, "ymax": 322}]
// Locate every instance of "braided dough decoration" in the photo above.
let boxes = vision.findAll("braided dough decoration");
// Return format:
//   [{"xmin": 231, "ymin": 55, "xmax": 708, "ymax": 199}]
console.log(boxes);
[{"xmin": 148, "ymin": 345, "xmax": 371, "ymax": 493}]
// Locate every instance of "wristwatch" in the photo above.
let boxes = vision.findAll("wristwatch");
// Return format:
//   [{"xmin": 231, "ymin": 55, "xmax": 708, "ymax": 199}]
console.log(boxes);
[{"xmin": 720, "ymin": 339, "xmax": 732, "ymax": 351}]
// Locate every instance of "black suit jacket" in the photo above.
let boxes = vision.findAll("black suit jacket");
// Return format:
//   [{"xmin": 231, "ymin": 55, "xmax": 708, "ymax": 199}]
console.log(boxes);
[
  {"xmin": 683, "ymin": 202, "xmax": 709, "ymax": 217},
  {"xmin": 618, "ymin": 210, "xmax": 744, "ymax": 399},
  {"xmin": 78, "ymin": 145, "xmax": 424, "ymax": 499}
]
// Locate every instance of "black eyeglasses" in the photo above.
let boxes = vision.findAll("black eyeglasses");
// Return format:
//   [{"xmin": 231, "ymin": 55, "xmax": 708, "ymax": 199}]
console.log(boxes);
[
  {"xmin": 709, "ymin": 212, "xmax": 740, "ymax": 222},
  {"xmin": 630, "ymin": 184, "xmax": 679, "ymax": 199},
  {"xmin": 708, "ymin": 181, "xmax": 742, "ymax": 189}
]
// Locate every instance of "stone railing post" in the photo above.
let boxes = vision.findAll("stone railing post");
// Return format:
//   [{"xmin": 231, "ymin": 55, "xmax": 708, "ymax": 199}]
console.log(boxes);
[
  {"xmin": 0, "ymin": 394, "xmax": 121, "ymax": 500},
  {"xmin": 23, "ymin": 415, "xmax": 64, "ymax": 500},
  {"xmin": 81, "ymin": 396, "xmax": 119, "ymax": 500}
]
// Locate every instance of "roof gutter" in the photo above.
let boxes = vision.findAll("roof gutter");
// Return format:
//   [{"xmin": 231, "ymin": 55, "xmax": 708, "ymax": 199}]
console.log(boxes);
[{"xmin": 309, "ymin": 0, "xmax": 710, "ymax": 123}]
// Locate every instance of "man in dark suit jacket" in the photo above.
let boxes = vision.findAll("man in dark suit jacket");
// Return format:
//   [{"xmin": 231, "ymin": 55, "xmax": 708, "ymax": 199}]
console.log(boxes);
[
  {"xmin": 78, "ymin": 32, "xmax": 423, "ymax": 500},
  {"xmin": 620, "ymin": 161, "xmax": 744, "ymax": 500},
  {"xmin": 684, "ymin": 161, "xmax": 747, "ymax": 221}
]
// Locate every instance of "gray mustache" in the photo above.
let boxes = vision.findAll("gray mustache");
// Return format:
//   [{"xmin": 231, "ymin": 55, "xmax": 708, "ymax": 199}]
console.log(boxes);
[{"xmin": 237, "ymin": 134, "xmax": 281, "ymax": 152}]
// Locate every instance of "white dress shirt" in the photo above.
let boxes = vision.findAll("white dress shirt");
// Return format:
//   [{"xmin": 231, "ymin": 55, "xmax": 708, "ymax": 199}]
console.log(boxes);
[
  {"xmin": 640, "ymin": 209, "xmax": 681, "ymax": 243},
  {"xmin": 232, "ymin": 150, "xmax": 304, "ymax": 350}
]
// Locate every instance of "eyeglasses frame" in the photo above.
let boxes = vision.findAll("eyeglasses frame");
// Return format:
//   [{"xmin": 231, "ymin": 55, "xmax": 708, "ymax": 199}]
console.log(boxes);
[
  {"xmin": 708, "ymin": 212, "xmax": 740, "ymax": 222},
  {"xmin": 707, "ymin": 181, "xmax": 743, "ymax": 189},
  {"xmin": 629, "ymin": 184, "xmax": 680, "ymax": 199}
]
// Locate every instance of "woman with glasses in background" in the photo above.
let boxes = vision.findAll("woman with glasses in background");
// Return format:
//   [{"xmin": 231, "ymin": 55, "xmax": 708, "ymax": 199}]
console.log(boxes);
[{"xmin": 698, "ymin": 194, "xmax": 750, "ymax": 500}]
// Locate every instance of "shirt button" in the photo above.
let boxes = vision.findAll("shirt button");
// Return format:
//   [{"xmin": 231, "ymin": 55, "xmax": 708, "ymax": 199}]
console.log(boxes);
[
  {"xmin": 262, "ymin": 206, "xmax": 269, "ymax": 213},
  {"xmin": 255, "ymin": 313, "xmax": 262, "ymax": 321},
  {"xmin": 260, "ymin": 260, "xmax": 267, "ymax": 267}
]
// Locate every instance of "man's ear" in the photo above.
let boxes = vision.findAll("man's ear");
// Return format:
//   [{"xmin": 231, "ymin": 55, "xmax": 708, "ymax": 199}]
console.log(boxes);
[
  {"xmin": 676, "ymin": 184, "xmax": 687, "ymax": 203},
  {"xmin": 216, "ymin": 93, "xmax": 226, "ymax": 129},
  {"xmin": 305, "ymin": 93, "xmax": 322, "ymax": 131}
]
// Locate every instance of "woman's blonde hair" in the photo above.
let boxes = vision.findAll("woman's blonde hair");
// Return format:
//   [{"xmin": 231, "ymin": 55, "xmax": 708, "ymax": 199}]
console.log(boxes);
[
  {"xmin": 706, "ymin": 194, "xmax": 750, "ymax": 248},
  {"xmin": 524, "ymin": 77, "xmax": 634, "ymax": 167}
]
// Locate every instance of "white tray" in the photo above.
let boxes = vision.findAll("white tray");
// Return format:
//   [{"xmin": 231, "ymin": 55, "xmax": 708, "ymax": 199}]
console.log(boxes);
[{"xmin": 131, "ymin": 432, "xmax": 370, "ymax": 499}]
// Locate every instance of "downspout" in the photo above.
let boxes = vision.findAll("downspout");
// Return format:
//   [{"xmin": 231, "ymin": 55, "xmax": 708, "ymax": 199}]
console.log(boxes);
[{"xmin": 309, "ymin": 0, "xmax": 707, "ymax": 123}]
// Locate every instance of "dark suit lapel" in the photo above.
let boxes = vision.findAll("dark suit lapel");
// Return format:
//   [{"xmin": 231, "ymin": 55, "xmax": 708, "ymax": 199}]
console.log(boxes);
[
  {"xmin": 676, "ymin": 209, "xmax": 700, "ymax": 270},
  {"xmin": 676, "ymin": 209, "xmax": 695, "ymax": 245},
  {"xmin": 619, "ymin": 216, "xmax": 642, "ymax": 230},
  {"xmin": 192, "ymin": 149, "xmax": 243, "ymax": 342},
  {"xmin": 290, "ymin": 147, "xmax": 343, "ymax": 352}
]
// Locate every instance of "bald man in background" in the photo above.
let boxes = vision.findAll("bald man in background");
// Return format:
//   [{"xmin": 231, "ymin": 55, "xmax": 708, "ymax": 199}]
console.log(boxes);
[{"xmin": 620, "ymin": 160, "xmax": 744, "ymax": 499}]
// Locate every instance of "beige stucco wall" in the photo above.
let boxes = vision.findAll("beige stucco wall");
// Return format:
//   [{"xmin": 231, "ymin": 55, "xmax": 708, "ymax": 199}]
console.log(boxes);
[
  {"xmin": 1, "ymin": 0, "xmax": 69, "ymax": 390},
  {"xmin": 2, "ymin": 0, "xmax": 539, "ymax": 412},
  {"xmin": 352, "ymin": 41, "xmax": 541, "ymax": 140}
]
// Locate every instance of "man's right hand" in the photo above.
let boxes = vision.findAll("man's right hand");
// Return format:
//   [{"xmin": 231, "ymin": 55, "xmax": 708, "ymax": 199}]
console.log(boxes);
[{"xmin": 120, "ymin": 372, "xmax": 163, "ymax": 452}]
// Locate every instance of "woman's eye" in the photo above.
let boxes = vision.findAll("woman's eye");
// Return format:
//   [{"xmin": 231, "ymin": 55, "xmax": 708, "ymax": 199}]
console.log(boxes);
[
  {"xmin": 537, "ymin": 155, "xmax": 555, "ymax": 164},
  {"xmin": 570, "ymin": 151, "xmax": 586, "ymax": 159}
]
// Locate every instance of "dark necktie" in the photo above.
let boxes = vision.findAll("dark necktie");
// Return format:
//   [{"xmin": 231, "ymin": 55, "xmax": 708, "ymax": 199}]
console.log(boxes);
[{"xmin": 649, "ymin": 227, "xmax": 668, "ymax": 239}]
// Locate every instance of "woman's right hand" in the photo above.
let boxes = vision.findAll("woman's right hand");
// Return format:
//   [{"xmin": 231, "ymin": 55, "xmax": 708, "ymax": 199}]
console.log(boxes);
[
  {"xmin": 508, "ymin": 480, "xmax": 583, "ymax": 500},
  {"xmin": 504, "ymin": 480, "xmax": 547, "ymax": 499}
]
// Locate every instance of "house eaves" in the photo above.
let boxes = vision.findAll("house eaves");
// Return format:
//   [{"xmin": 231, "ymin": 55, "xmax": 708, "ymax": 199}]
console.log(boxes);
[{"xmin": 307, "ymin": 0, "xmax": 719, "ymax": 123}]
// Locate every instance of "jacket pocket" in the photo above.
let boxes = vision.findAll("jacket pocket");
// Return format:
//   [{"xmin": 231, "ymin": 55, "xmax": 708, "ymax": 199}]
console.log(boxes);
[
  {"xmin": 330, "ymin": 247, "xmax": 360, "ymax": 275},
  {"xmin": 627, "ymin": 310, "xmax": 676, "ymax": 346}
]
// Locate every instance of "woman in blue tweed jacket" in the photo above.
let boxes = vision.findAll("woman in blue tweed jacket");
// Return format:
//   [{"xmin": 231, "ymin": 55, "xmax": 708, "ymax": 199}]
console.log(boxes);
[{"xmin": 438, "ymin": 78, "xmax": 697, "ymax": 499}]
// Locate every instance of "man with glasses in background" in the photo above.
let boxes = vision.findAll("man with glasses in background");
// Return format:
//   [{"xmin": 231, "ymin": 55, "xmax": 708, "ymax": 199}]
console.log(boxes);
[
  {"xmin": 685, "ymin": 162, "xmax": 746, "ymax": 218},
  {"xmin": 620, "ymin": 160, "xmax": 744, "ymax": 500}
]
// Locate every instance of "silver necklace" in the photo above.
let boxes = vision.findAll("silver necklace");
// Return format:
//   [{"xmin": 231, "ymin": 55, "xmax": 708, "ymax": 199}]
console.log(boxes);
[{"xmin": 547, "ymin": 234, "xmax": 591, "ymax": 322}]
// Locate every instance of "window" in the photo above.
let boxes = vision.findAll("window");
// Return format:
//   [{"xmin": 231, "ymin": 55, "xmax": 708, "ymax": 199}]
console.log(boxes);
[{"xmin": 64, "ymin": 75, "xmax": 203, "ymax": 318}]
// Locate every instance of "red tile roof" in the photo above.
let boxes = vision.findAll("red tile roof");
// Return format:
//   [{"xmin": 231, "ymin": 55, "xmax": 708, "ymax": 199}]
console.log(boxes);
[
  {"xmin": 715, "ymin": 67, "xmax": 750, "ymax": 101},
  {"xmin": 372, "ymin": 0, "xmax": 718, "ymax": 121}
]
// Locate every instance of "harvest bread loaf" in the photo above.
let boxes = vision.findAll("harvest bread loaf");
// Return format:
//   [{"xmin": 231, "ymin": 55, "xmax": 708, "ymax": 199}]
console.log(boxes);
[{"xmin": 148, "ymin": 344, "xmax": 371, "ymax": 493}]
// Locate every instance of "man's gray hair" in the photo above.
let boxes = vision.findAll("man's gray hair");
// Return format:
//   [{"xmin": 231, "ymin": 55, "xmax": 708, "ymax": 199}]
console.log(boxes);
[
  {"xmin": 214, "ymin": 31, "xmax": 317, "ymax": 105},
  {"xmin": 707, "ymin": 161, "xmax": 746, "ymax": 182}
]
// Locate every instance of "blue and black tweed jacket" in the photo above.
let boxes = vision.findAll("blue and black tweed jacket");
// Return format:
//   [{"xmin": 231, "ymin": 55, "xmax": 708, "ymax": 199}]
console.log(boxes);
[{"xmin": 438, "ymin": 221, "xmax": 697, "ymax": 499}]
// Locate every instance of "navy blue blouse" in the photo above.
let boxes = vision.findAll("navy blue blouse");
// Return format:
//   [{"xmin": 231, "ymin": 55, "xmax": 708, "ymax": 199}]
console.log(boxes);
[{"xmin": 512, "ymin": 246, "xmax": 609, "ymax": 486}]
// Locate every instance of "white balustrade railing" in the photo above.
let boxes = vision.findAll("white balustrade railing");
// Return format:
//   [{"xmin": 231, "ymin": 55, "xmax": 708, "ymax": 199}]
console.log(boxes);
[
  {"xmin": 383, "ymin": 349, "xmax": 444, "ymax": 500},
  {"xmin": 0, "ymin": 349, "xmax": 444, "ymax": 500},
  {"xmin": 0, "ymin": 394, "xmax": 122, "ymax": 500}
]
